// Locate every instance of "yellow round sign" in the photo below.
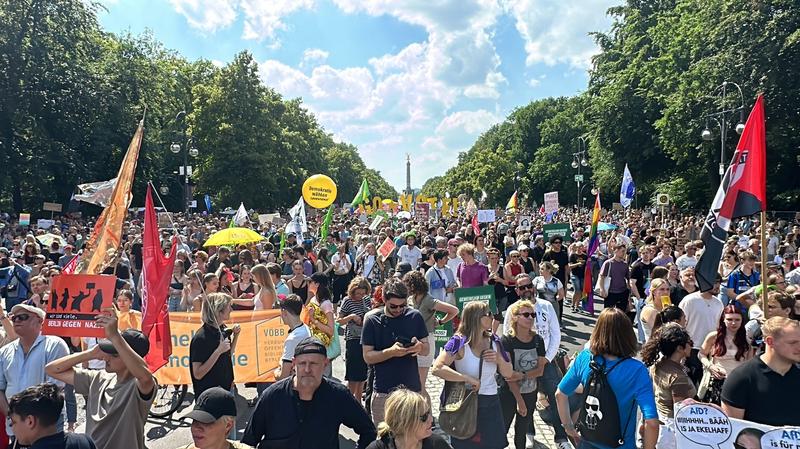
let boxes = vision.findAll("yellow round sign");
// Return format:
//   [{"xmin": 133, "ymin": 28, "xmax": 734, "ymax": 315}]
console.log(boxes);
[{"xmin": 302, "ymin": 174, "xmax": 338, "ymax": 209}]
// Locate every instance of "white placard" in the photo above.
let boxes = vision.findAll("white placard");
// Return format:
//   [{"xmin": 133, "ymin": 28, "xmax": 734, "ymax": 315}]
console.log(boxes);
[
  {"xmin": 518, "ymin": 216, "xmax": 531, "ymax": 231},
  {"xmin": 544, "ymin": 191, "xmax": 559, "ymax": 214},
  {"xmin": 477, "ymin": 209, "xmax": 496, "ymax": 223}
]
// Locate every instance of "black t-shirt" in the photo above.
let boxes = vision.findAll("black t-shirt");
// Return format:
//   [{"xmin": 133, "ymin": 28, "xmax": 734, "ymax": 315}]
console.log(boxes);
[
  {"xmin": 543, "ymin": 248, "xmax": 569, "ymax": 285},
  {"xmin": 569, "ymin": 253, "xmax": 587, "ymax": 280},
  {"xmin": 630, "ymin": 260, "xmax": 655, "ymax": 297},
  {"xmin": 361, "ymin": 308, "xmax": 428, "ymax": 393},
  {"xmin": 499, "ymin": 333, "xmax": 546, "ymax": 393},
  {"xmin": 190, "ymin": 323, "xmax": 234, "ymax": 399},
  {"xmin": 131, "ymin": 242, "xmax": 143, "ymax": 270},
  {"xmin": 669, "ymin": 284, "xmax": 695, "ymax": 307},
  {"xmin": 721, "ymin": 356, "xmax": 800, "ymax": 426},
  {"xmin": 366, "ymin": 434, "xmax": 451, "ymax": 449},
  {"xmin": 488, "ymin": 264, "xmax": 507, "ymax": 301},
  {"xmin": 531, "ymin": 245, "xmax": 546, "ymax": 265},
  {"xmin": 31, "ymin": 432, "xmax": 96, "ymax": 449},
  {"xmin": 520, "ymin": 257, "xmax": 535, "ymax": 275}
]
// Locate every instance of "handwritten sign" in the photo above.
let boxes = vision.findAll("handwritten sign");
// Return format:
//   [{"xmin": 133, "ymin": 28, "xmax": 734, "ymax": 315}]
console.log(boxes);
[
  {"xmin": 544, "ymin": 191, "xmax": 559, "ymax": 214},
  {"xmin": 477, "ymin": 209, "xmax": 496, "ymax": 223},
  {"xmin": 762, "ymin": 428, "xmax": 800, "ymax": 449},
  {"xmin": 378, "ymin": 237, "xmax": 396, "ymax": 258},
  {"xmin": 43, "ymin": 274, "xmax": 116, "ymax": 337}
]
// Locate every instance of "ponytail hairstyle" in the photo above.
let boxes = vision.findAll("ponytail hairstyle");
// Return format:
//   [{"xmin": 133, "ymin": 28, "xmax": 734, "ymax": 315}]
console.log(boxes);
[{"xmin": 641, "ymin": 323, "xmax": 692, "ymax": 367}]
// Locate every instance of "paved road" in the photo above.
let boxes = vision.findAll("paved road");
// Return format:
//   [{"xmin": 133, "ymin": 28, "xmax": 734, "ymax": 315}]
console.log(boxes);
[{"xmin": 133, "ymin": 297, "xmax": 599, "ymax": 449}]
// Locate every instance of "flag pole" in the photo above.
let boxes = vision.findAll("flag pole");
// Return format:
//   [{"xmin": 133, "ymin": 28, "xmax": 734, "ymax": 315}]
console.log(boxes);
[{"xmin": 760, "ymin": 213, "xmax": 768, "ymax": 316}]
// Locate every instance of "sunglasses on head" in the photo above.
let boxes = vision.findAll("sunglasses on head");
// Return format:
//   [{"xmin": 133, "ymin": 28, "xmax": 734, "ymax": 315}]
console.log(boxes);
[
  {"xmin": 517, "ymin": 284, "xmax": 533, "ymax": 290},
  {"xmin": 10, "ymin": 314, "xmax": 31, "ymax": 323},
  {"xmin": 515, "ymin": 312, "xmax": 535, "ymax": 319}
]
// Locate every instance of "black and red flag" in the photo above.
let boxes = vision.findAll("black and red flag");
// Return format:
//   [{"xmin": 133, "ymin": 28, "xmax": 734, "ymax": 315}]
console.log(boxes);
[{"xmin": 695, "ymin": 94, "xmax": 767, "ymax": 292}]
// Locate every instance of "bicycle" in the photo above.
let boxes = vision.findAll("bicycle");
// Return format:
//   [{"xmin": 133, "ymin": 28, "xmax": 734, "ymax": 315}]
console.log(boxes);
[{"xmin": 149, "ymin": 383, "xmax": 189, "ymax": 418}]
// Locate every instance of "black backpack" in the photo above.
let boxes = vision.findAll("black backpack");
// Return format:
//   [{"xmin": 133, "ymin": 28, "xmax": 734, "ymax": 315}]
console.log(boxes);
[{"xmin": 576, "ymin": 356, "xmax": 634, "ymax": 448}]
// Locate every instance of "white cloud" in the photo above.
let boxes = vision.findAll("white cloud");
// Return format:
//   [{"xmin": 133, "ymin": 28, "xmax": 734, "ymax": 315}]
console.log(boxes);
[
  {"xmin": 528, "ymin": 78, "xmax": 540, "ymax": 87},
  {"xmin": 168, "ymin": 0, "xmax": 238, "ymax": 33},
  {"xmin": 435, "ymin": 110, "xmax": 502, "ymax": 135},
  {"xmin": 300, "ymin": 48, "xmax": 329, "ymax": 69},
  {"xmin": 504, "ymin": 0, "xmax": 620, "ymax": 68}
]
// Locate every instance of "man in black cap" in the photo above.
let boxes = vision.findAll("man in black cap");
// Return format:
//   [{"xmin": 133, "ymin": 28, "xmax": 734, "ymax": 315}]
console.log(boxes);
[
  {"xmin": 46, "ymin": 307, "xmax": 157, "ymax": 449},
  {"xmin": 241, "ymin": 337, "xmax": 375, "ymax": 449},
  {"xmin": 177, "ymin": 387, "xmax": 250, "ymax": 449}
]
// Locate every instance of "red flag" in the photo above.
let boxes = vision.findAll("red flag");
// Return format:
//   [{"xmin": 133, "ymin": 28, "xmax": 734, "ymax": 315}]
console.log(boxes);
[
  {"xmin": 61, "ymin": 255, "xmax": 78, "ymax": 275},
  {"xmin": 471, "ymin": 214, "xmax": 481, "ymax": 236},
  {"xmin": 141, "ymin": 185, "xmax": 177, "ymax": 372},
  {"xmin": 538, "ymin": 205, "xmax": 545, "ymax": 215},
  {"xmin": 695, "ymin": 95, "xmax": 766, "ymax": 292}
]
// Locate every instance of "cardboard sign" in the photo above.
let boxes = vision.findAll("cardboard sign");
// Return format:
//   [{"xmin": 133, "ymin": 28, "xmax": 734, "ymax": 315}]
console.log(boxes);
[
  {"xmin": 518, "ymin": 215, "xmax": 532, "ymax": 231},
  {"xmin": 454, "ymin": 285, "xmax": 497, "ymax": 314},
  {"xmin": 369, "ymin": 215, "xmax": 384, "ymax": 231},
  {"xmin": 612, "ymin": 202, "xmax": 623, "ymax": 211},
  {"xmin": 542, "ymin": 223, "xmax": 573, "ymax": 242},
  {"xmin": 544, "ymin": 191, "xmax": 559, "ymax": 214},
  {"xmin": 43, "ymin": 202, "xmax": 63, "ymax": 212},
  {"xmin": 673, "ymin": 402, "xmax": 800, "ymax": 449},
  {"xmin": 43, "ymin": 274, "xmax": 116, "ymax": 337},
  {"xmin": 19, "ymin": 213, "xmax": 30, "ymax": 226},
  {"xmin": 477, "ymin": 209, "xmax": 496, "ymax": 223},
  {"xmin": 378, "ymin": 237, "xmax": 396, "ymax": 258},
  {"xmin": 415, "ymin": 203, "xmax": 430, "ymax": 223},
  {"xmin": 155, "ymin": 311, "xmax": 289, "ymax": 385},
  {"xmin": 157, "ymin": 212, "xmax": 173, "ymax": 229},
  {"xmin": 37, "ymin": 219, "xmax": 55, "ymax": 230}
]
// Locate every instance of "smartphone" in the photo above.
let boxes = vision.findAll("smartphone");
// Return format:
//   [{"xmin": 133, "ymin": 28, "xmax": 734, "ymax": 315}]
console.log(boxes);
[{"xmin": 396, "ymin": 336, "xmax": 414, "ymax": 348}]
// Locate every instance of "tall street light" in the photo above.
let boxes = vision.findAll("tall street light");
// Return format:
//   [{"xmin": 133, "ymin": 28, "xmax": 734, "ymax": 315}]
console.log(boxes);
[
  {"xmin": 701, "ymin": 81, "xmax": 745, "ymax": 177},
  {"xmin": 171, "ymin": 111, "xmax": 199, "ymax": 215},
  {"xmin": 573, "ymin": 136, "xmax": 589, "ymax": 209}
]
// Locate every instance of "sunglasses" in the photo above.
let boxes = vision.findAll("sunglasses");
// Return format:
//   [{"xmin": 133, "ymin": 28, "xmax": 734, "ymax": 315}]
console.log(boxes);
[
  {"xmin": 10, "ymin": 314, "xmax": 31, "ymax": 323},
  {"xmin": 552, "ymin": 241, "xmax": 562, "ymax": 245},
  {"xmin": 481, "ymin": 310, "xmax": 493, "ymax": 317},
  {"xmin": 515, "ymin": 312, "xmax": 535, "ymax": 319},
  {"xmin": 517, "ymin": 284, "xmax": 533, "ymax": 290},
  {"xmin": 419, "ymin": 410, "xmax": 431, "ymax": 422},
  {"xmin": 387, "ymin": 302, "xmax": 408, "ymax": 310}
]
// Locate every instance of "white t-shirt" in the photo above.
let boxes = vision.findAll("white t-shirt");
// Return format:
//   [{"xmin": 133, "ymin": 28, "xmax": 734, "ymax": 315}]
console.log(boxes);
[
  {"xmin": 398, "ymin": 245, "xmax": 422, "ymax": 268},
  {"xmin": 678, "ymin": 292, "xmax": 724, "ymax": 349},
  {"xmin": 281, "ymin": 324, "xmax": 311, "ymax": 363},
  {"xmin": 446, "ymin": 256, "xmax": 463, "ymax": 275},
  {"xmin": 502, "ymin": 299, "xmax": 561, "ymax": 362}
]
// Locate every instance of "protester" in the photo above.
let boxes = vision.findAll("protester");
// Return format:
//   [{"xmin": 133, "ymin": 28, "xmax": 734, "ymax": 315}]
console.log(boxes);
[
  {"xmin": 555, "ymin": 308, "xmax": 659, "ymax": 449},
  {"xmin": 641, "ymin": 323, "xmax": 695, "ymax": 419},
  {"xmin": 678, "ymin": 274, "xmax": 724, "ymax": 386},
  {"xmin": 531, "ymin": 261, "xmax": 565, "ymax": 323},
  {"xmin": 7, "ymin": 384, "xmax": 95, "ymax": 449},
  {"xmin": 274, "ymin": 294, "xmax": 310, "ymax": 381},
  {"xmin": 721, "ymin": 316, "xmax": 800, "ymax": 426},
  {"xmin": 362, "ymin": 277, "xmax": 429, "ymax": 424},
  {"xmin": 0, "ymin": 304, "xmax": 70, "ymax": 446},
  {"xmin": 669, "ymin": 267, "xmax": 698, "ymax": 306},
  {"xmin": 114, "ymin": 290, "xmax": 141, "ymax": 331},
  {"xmin": 241, "ymin": 337, "xmax": 376, "ymax": 449},
  {"xmin": 425, "ymin": 249, "xmax": 457, "ymax": 305},
  {"xmin": 44, "ymin": 312, "xmax": 157, "ymax": 449},
  {"xmin": 639, "ymin": 278, "xmax": 671, "ymax": 341},
  {"xmin": 189, "ymin": 293, "xmax": 240, "ymax": 400},
  {"xmin": 597, "ymin": 243, "xmax": 631, "ymax": 312},
  {"xmin": 366, "ymin": 388, "xmax": 451, "ymax": 449},
  {"xmin": 337, "ymin": 277, "xmax": 372, "ymax": 399},
  {"xmin": 177, "ymin": 387, "xmax": 251, "ymax": 449},
  {"xmin": 432, "ymin": 301, "xmax": 513, "ymax": 449},
  {"xmin": 398, "ymin": 235, "xmax": 422, "ymax": 269},
  {"xmin": 697, "ymin": 305, "xmax": 751, "ymax": 404},
  {"xmin": 305, "ymin": 272, "xmax": 335, "ymax": 373},
  {"xmin": 455, "ymin": 244, "xmax": 488, "ymax": 289}
]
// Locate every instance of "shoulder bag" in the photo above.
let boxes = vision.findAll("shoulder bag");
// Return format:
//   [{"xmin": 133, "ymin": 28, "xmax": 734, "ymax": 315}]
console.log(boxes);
[{"xmin": 438, "ymin": 345, "xmax": 485, "ymax": 440}]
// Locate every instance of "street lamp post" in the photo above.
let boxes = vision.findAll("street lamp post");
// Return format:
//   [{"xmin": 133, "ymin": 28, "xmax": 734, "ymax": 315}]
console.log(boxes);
[
  {"xmin": 573, "ymin": 136, "xmax": 589, "ymax": 209},
  {"xmin": 171, "ymin": 111, "xmax": 199, "ymax": 215},
  {"xmin": 701, "ymin": 81, "xmax": 746, "ymax": 176}
]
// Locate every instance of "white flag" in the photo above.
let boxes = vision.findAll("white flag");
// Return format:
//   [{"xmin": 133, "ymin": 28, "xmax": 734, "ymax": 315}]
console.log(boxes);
[
  {"xmin": 286, "ymin": 197, "xmax": 307, "ymax": 235},
  {"xmin": 233, "ymin": 202, "xmax": 249, "ymax": 226},
  {"xmin": 73, "ymin": 178, "xmax": 118, "ymax": 207}
]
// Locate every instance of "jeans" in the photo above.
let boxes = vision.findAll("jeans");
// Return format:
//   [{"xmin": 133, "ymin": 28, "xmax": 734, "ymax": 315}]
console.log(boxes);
[
  {"xmin": 64, "ymin": 384, "xmax": 77, "ymax": 423},
  {"xmin": 570, "ymin": 276, "xmax": 584, "ymax": 303},
  {"xmin": 540, "ymin": 362, "xmax": 569, "ymax": 442},
  {"xmin": 500, "ymin": 389, "xmax": 538, "ymax": 449}
]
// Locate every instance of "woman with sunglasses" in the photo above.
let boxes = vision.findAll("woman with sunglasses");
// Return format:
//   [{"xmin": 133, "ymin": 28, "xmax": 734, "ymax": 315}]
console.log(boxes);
[
  {"xmin": 366, "ymin": 388, "xmax": 452, "ymax": 449},
  {"xmin": 499, "ymin": 299, "xmax": 546, "ymax": 449},
  {"xmin": 432, "ymin": 301, "xmax": 513, "ymax": 449},
  {"xmin": 641, "ymin": 323, "xmax": 695, "ymax": 449}
]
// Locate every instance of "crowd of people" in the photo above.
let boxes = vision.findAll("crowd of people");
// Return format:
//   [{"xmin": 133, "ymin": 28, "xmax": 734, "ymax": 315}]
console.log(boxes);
[{"xmin": 0, "ymin": 204, "xmax": 798, "ymax": 449}]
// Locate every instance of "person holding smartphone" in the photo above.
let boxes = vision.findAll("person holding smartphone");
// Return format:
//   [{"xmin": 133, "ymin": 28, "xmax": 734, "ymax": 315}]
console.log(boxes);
[{"xmin": 189, "ymin": 293, "xmax": 240, "ymax": 401}]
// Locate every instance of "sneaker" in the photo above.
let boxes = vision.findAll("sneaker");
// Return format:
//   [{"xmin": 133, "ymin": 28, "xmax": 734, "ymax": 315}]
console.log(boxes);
[
  {"xmin": 555, "ymin": 440, "xmax": 576, "ymax": 449},
  {"xmin": 525, "ymin": 433, "xmax": 534, "ymax": 449}
]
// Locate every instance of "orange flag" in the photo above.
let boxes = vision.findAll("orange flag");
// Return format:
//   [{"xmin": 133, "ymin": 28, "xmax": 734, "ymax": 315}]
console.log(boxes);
[{"xmin": 79, "ymin": 120, "xmax": 144, "ymax": 274}]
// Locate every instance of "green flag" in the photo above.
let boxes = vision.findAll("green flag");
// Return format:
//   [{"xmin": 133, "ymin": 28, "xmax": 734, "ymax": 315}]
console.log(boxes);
[
  {"xmin": 320, "ymin": 205, "xmax": 334, "ymax": 240},
  {"xmin": 350, "ymin": 179, "xmax": 370, "ymax": 206},
  {"xmin": 278, "ymin": 230, "xmax": 287, "ymax": 256}
]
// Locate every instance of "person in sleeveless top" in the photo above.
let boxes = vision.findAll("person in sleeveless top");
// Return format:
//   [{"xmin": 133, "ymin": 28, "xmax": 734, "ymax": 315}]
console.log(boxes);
[{"xmin": 698, "ymin": 305, "xmax": 751, "ymax": 404}]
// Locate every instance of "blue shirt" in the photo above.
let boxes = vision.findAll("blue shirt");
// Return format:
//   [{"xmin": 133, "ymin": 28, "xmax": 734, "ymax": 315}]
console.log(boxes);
[{"xmin": 558, "ymin": 350, "xmax": 658, "ymax": 449}]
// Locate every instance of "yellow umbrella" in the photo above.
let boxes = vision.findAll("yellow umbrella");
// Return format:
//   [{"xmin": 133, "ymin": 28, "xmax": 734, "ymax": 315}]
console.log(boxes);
[{"xmin": 203, "ymin": 227, "xmax": 265, "ymax": 247}]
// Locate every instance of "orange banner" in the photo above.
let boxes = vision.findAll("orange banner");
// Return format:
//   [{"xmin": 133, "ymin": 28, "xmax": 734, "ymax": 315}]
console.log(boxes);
[
  {"xmin": 79, "ymin": 120, "xmax": 144, "ymax": 274},
  {"xmin": 154, "ymin": 311, "xmax": 289, "ymax": 385},
  {"xmin": 43, "ymin": 274, "xmax": 116, "ymax": 338}
]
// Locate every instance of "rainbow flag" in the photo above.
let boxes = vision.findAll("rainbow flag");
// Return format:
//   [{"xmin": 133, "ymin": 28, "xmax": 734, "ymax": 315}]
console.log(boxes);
[
  {"xmin": 505, "ymin": 190, "xmax": 518, "ymax": 212},
  {"xmin": 582, "ymin": 193, "xmax": 601, "ymax": 314}
]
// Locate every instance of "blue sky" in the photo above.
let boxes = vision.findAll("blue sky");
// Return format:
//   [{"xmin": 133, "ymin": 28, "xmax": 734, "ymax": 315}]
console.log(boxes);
[{"xmin": 98, "ymin": 0, "xmax": 621, "ymax": 192}]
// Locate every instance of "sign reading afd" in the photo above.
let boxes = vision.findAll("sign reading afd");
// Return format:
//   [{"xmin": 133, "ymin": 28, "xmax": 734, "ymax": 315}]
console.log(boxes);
[{"xmin": 155, "ymin": 311, "xmax": 289, "ymax": 385}]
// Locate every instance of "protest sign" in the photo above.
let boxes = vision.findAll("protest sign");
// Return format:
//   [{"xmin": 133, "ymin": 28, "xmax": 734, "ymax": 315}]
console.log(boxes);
[
  {"xmin": 542, "ymin": 223, "xmax": 573, "ymax": 242},
  {"xmin": 612, "ymin": 202, "xmax": 624, "ymax": 211},
  {"xmin": 454, "ymin": 285, "xmax": 497, "ymax": 314},
  {"xmin": 378, "ymin": 237, "xmax": 396, "ymax": 258},
  {"xmin": 415, "ymin": 203, "xmax": 430, "ymax": 223},
  {"xmin": 43, "ymin": 274, "xmax": 116, "ymax": 338},
  {"xmin": 36, "ymin": 219, "xmax": 55, "ymax": 230},
  {"xmin": 673, "ymin": 402, "xmax": 800, "ymax": 449},
  {"xmin": 157, "ymin": 212, "xmax": 172, "ymax": 229},
  {"xmin": 433, "ymin": 319, "xmax": 453, "ymax": 352},
  {"xmin": 301, "ymin": 174, "xmax": 337, "ymax": 209},
  {"xmin": 19, "ymin": 213, "xmax": 30, "ymax": 226},
  {"xmin": 518, "ymin": 215, "xmax": 532, "ymax": 231},
  {"xmin": 154, "ymin": 311, "xmax": 289, "ymax": 385},
  {"xmin": 544, "ymin": 191, "xmax": 559, "ymax": 214},
  {"xmin": 477, "ymin": 209, "xmax": 496, "ymax": 223},
  {"xmin": 43, "ymin": 202, "xmax": 63, "ymax": 212},
  {"xmin": 369, "ymin": 215, "xmax": 384, "ymax": 231}
]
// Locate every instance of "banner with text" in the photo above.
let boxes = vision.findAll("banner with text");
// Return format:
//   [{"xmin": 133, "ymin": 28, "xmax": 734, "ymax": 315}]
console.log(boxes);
[
  {"xmin": 544, "ymin": 191, "xmax": 559, "ymax": 214},
  {"xmin": 542, "ymin": 223, "xmax": 573, "ymax": 242},
  {"xmin": 454, "ymin": 285, "xmax": 497, "ymax": 314},
  {"xmin": 154, "ymin": 311, "xmax": 289, "ymax": 385}
]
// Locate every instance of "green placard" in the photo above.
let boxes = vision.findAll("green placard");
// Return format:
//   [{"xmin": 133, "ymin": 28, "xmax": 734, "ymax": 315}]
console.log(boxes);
[
  {"xmin": 433, "ymin": 316, "xmax": 453, "ymax": 352},
  {"xmin": 542, "ymin": 223, "xmax": 573, "ymax": 242},
  {"xmin": 454, "ymin": 285, "xmax": 497, "ymax": 314}
]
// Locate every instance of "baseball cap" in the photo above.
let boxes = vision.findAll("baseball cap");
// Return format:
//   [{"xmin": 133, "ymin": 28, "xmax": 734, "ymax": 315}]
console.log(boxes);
[
  {"xmin": 98, "ymin": 329, "xmax": 150, "ymax": 358},
  {"xmin": 518, "ymin": 244, "xmax": 530, "ymax": 251},
  {"xmin": 10, "ymin": 304, "xmax": 45, "ymax": 320},
  {"xmin": 184, "ymin": 387, "xmax": 237, "ymax": 424},
  {"xmin": 293, "ymin": 337, "xmax": 327, "ymax": 357}
]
